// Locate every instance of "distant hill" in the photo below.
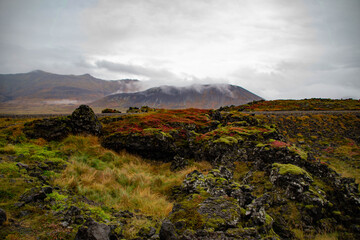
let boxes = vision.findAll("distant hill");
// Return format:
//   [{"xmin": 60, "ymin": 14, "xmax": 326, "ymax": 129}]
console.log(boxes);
[
  {"xmin": 91, "ymin": 84, "xmax": 263, "ymax": 109},
  {"xmin": 0, "ymin": 70, "xmax": 141, "ymax": 103}
]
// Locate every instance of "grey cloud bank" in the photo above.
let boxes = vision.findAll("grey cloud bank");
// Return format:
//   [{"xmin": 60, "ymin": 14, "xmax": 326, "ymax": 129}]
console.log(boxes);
[{"xmin": 0, "ymin": 0, "xmax": 359, "ymax": 99}]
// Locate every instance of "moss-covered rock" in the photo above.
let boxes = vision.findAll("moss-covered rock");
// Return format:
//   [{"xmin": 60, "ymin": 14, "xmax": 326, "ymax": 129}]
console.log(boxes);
[
  {"xmin": 24, "ymin": 105, "xmax": 102, "ymax": 141},
  {"xmin": 198, "ymin": 197, "xmax": 242, "ymax": 230},
  {"xmin": 272, "ymin": 163, "xmax": 312, "ymax": 179},
  {"xmin": 71, "ymin": 105, "xmax": 102, "ymax": 136},
  {"xmin": 23, "ymin": 117, "xmax": 72, "ymax": 141}
]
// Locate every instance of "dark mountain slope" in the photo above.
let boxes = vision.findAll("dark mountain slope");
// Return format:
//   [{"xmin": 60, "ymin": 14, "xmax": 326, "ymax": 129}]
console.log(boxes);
[
  {"xmin": 92, "ymin": 84, "xmax": 263, "ymax": 109},
  {"xmin": 0, "ymin": 70, "xmax": 140, "ymax": 102}
]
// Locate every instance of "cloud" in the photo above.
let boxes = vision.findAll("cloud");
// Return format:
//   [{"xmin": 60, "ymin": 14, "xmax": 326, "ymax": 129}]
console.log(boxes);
[
  {"xmin": 231, "ymin": 60, "xmax": 360, "ymax": 100},
  {"xmin": 95, "ymin": 60, "xmax": 178, "ymax": 80},
  {"xmin": 0, "ymin": 0, "xmax": 359, "ymax": 99}
]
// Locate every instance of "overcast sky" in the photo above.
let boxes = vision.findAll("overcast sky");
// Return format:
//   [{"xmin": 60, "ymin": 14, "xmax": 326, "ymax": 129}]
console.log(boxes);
[{"xmin": 0, "ymin": 0, "xmax": 359, "ymax": 99}]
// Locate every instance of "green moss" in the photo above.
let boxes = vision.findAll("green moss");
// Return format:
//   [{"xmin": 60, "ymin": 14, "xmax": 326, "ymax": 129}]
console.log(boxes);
[
  {"xmin": 272, "ymin": 163, "xmax": 312, "ymax": 179},
  {"xmin": 0, "ymin": 162, "xmax": 26, "ymax": 177},
  {"xmin": 0, "ymin": 144, "xmax": 16, "ymax": 154},
  {"xmin": 332, "ymin": 211, "xmax": 341, "ymax": 215},
  {"xmin": 89, "ymin": 206, "xmax": 111, "ymax": 222},
  {"xmin": 160, "ymin": 131, "xmax": 173, "ymax": 139},
  {"xmin": 47, "ymin": 192, "xmax": 68, "ymax": 201},
  {"xmin": 169, "ymin": 195, "xmax": 206, "ymax": 231},
  {"xmin": 288, "ymin": 145, "xmax": 308, "ymax": 160},
  {"xmin": 305, "ymin": 205, "xmax": 315, "ymax": 210},
  {"xmin": 214, "ymin": 136, "xmax": 238, "ymax": 145},
  {"xmin": 204, "ymin": 217, "xmax": 226, "ymax": 229},
  {"xmin": 256, "ymin": 143, "xmax": 267, "ymax": 148},
  {"xmin": 240, "ymin": 208, "xmax": 246, "ymax": 216},
  {"xmin": 46, "ymin": 192, "xmax": 68, "ymax": 211}
]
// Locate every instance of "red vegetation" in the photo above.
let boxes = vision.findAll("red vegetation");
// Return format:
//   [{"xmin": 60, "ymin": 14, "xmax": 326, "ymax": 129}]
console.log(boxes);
[
  {"xmin": 104, "ymin": 109, "xmax": 211, "ymax": 136},
  {"xmin": 270, "ymin": 140, "xmax": 290, "ymax": 148}
]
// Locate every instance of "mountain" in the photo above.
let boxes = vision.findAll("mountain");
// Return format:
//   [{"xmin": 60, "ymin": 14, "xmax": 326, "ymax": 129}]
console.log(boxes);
[
  {"xmin": 91, "ymin": 84, "xmax": 263, "ymax": 109},
  {"xmin": 0, "ymin": 70, "xmax": 141, "ymax": 103}
]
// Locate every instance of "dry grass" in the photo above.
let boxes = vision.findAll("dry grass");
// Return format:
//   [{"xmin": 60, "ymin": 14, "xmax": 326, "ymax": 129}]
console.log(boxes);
[
  {"xmin": 314, "ymin": 232, "xmax": 338, "ymax": 240},
  {"xmin": 54, "ymin": 135, "xmax": 211, "ymax": 218}
]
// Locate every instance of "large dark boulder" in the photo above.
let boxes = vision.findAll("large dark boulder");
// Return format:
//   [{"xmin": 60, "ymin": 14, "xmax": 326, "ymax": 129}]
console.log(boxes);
[
  {"xmin": 0, "ymin": 208, "xmax": 6, "ymax": 225},
  {"xmin": 160, "ymin": 219, "xmax": 178, "ymax": 240},
  {"xmin": 270, "ymin": 163, "xmax": 313, "ymax": 200},
  {"xmin": 170, "ymin": 155, "xmax": 189, "ymax": 172},
  {"xmin": 75, "ymin": 218, "xmax": 111, "ymax": 240},
  {"xmin": 23, "ymin": 117, "xmax": 72, "ymax": 141},
  {"xmin": 71, "ymin": 105, "xmax": 102, "ymax": 136},
  {"xmin": 24, "ymin": 105, "xmax": 102, "ymax": 141},
  {"xmin": 19, "ymin": 187, "xmax": 47, "ymax": 204},
  {"xmin": 102, "ymin": 132, "xmax": 175, "ymax": 161},
  {"xmin": 198, "ymin": 197, "xmax": 242, "ymax": 230}
]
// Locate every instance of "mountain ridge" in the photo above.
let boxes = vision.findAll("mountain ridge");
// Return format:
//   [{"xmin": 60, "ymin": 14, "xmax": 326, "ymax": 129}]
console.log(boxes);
[
  {"xmin": 0, "ymin": 70, "xmax": 141, "ymax": 103},
  {"xmin": 91, "ymin": 83, "xmax": 263, "ymax": 109},
  {"xmin": 0, "ymin": 70, "xmax": 264, "ymax": 112}
]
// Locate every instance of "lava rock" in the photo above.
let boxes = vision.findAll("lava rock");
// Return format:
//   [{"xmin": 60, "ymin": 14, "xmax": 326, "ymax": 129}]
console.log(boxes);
[
  {"xmin": 170, "ymin": 155, "xmax": 189, "ymax": 172},
  {"xmin": 16, "ymin": 162, "xmax": 29, "ymax": 170},
  {"xmin": 75, "ymin": 218, "xmax": 111, "ymax": 240},
  {"xmin": 71, "ymin": 105, "xmax": 102, "ymax": 136},
  {"xmin": 209, "ymin": 110, "xmax": 222, "ymax": 121},
  {"xmin": 270, "ymin": 163, "xmax": 313, "ymax": 200},
  {"xmin": 114, "ymin": 210, "xmax": 134, "ymax": 219},
  {"xmin": 180, "ymin": 170, "xmax": 207, "ymax": 195},
  {"xmin": 209, "ymin": 166, "xmax": 233, "ymax": 181},
  {"xmin": 245, "ymin": 194, "xmax": 270, "ymax": 223},
  {"xmin": 160, "ymin": 219, "xmax": 177, "ymax": 240},
  {"xmin": 23, "ymin": 117, "xmax": 71, "ymax": 141},
  {"xmin": 198, "ymin": 197, "xmax": 242, "ymax": 230},
  {"xmin": 0, "ymin": 208, "xmax": 7, "ymax": 225},
  {"xmin": 24, "ymin": 105, "xmax": 102, "ymax": 141},
  {"xmin": 42, "ymin": 186, "xmax": 53, "ymax": 194},
  {"xmin": 137, "ymin": 226, "xmax": 156, "ymax": 238},
  {"xmin": 19, "ymin": 187, "xmax": 48, "ymax": 204},
  {"xmin": 102, "ymin": 132, "xmax": 175, "ymax": 161}
]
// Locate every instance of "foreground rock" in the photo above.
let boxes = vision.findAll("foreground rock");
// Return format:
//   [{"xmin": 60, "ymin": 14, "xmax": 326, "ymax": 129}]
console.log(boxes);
[
  {"xmin": 75, "ymin": 218, "xmax": 111, "ymax": 240},
  {"xmin": 168, "ymin": 167, "xmax": 276, "ymax": 239},
  {"xmin": 0, "ymin": 208, "xmax": 6, "ymax": 225},
  {"xmin": 70, "ymin": 105, "xmax": 102, "ymax": 136},
  {"xmin": 24, "ymin": 105, "xmax": 102, "ymax": 141}
]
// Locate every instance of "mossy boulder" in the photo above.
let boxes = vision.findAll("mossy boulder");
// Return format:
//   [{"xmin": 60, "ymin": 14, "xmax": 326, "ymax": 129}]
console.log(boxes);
[
  {"xmin": 71, "ymin": 105, "xmax": 102, "ymax": 136},
  {"xmin": 24, "ymin": 105, "xmax": 102, "ymax": 141},
  {"xmin": 272, "ymin": 163, "xmax": 312, "ymax": 179},
  {"xmin": 101, "ymin": 108, "xmax": 121, "ymax": 113},
  {"xmin": 75, "ymin": 218, "xmax": 111, "ymax": 240},
  {"xmin": 23, "ymin": 117, "xmax": 72, "ymax": 141},
  {"xmin": 0, "ymin": 208, "xmax": 6, "ymax": 226},
  {"xmin": 270, "ymin": 163, "xmax": 313, "ymax": 200},
  {"xmin": 198, "ymin": 197, "xmax": 242, "ymax": 230},
  {"xmin": 101, "ymin": 132, "xmax": 176, "ymax": 161}
]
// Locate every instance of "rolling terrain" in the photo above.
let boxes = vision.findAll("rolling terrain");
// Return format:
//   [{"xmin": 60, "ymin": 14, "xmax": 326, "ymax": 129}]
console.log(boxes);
[
  {"xmin": 0, "ymin": 70, "xmax": 141, "ymax": 102},
  {"xmin": 0, "ymin": 70, "xmax": 141, "ymax": 114},
  {"xmin": 0, "ymin": 70, "xmax": 264, "ymax": 113},
  {"xmin": 0, "ymin": 99, "xmax": 359, "ymax": 239}
]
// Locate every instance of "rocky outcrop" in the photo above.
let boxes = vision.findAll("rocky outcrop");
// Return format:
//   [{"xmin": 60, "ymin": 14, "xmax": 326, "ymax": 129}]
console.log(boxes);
[
  {"xmin": 270, "ymin": 163, "xmax": 313, "ymax": 200},
  {"xmin": 70, "ymin": 105, "xmax": 102, "ymax": 136},
  {"xmin": 0, "ymin": 208, "xmax": 6, "ymax": 226},
  {"xmin": 24, "ymin": 105, "xmax": 102, "ymax": 141},
  {"xmin": 23, "ymin": 117, "xmax": 72, "ymax": 141},
  {"xmin": 160, "ymin": 219, "xmax": 178, "ymax": 240},
  {"xmin": 75, "ymin": 218, "xmax": 111, "ymax": 240},
  {"xmin": 168, "ymin": 166, "xmax": 277, "ymax": 239},
  {"xmin": 102, "ymin": 132, "xmax": 175, "ymax": 161}
]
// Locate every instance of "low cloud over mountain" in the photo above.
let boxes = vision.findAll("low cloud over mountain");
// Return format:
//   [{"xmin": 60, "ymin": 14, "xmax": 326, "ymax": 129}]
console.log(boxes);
[{"xmin": 91, "ymin": 84, "xmax": 263, "ymax": 109}]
